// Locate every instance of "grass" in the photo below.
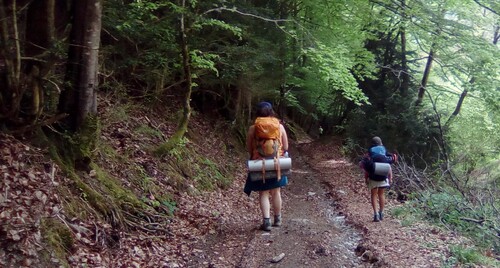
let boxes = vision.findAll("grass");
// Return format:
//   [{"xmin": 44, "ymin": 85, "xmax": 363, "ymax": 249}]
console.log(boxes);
[
  {"xmin": 392, "ymin": 191, "xmax": 500, "ymax": 266},
  {"xmin": 134, "ymin": 124, "xmax": 163, "ymax": 139},
  {"xmin": 444, "ymin": 245, "xmax": 499, "ymax": 267},
  {"xmin": 391, "ymin": 205, "xmax": 420, "ymax": 227}
]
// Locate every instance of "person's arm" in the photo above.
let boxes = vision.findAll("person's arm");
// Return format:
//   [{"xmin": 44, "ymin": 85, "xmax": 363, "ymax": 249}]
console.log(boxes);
[
  {"xmin": 246, "ymin": 126, "xmax": 255, "ymax": 158},
  {"xmin": 280, "ymin": 124, "xmax": 289, "ymax": 154}
]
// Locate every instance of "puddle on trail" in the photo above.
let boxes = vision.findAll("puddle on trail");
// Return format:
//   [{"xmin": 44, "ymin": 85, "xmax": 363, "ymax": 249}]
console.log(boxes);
[{"xmin": 324, "ymin": 202, "xmax": 364, "ymax": 264}]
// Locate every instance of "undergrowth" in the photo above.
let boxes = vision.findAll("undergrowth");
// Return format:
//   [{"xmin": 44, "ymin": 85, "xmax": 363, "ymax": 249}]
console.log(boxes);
[
  {"xmin": 160, "ymin": 138, "xmax": 236, "ymax": 191},
  {"xmin": 444, "ymin": 245, "xmax": 497, "ymax": 267},
  {"xmin": 392, "ymin": 190, "xmax": 500, "ymax": 267},
  {"xmin": 31, "ymin": 97, "xmax": 244, "ymax": 265}
]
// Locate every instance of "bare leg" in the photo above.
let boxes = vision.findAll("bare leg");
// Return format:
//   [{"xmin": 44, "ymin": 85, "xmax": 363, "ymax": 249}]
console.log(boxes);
[
  {"xmin": 259, "ymin": 190, "xmax": 271, "ymax": 218},
  {"xmin": 378, "ymin": 188, "xmax": 385, "ymax": 212},
  {"xmin": 270, "ymin": 188, "xmax": 282, "ymax": 216},
  {"xmin": 370, "ymin": 187, "xmax": 379, "ymax": 214}
]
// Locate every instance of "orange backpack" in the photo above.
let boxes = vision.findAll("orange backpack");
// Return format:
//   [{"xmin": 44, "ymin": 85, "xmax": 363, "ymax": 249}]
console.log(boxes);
[{"xmin": 253, "ymin": 117, "xmax": 282, "ymax": 159}]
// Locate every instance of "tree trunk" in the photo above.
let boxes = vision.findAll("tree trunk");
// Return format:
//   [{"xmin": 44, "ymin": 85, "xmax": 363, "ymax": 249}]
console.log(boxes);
[
  {"xmin": 415, "ymin": 48, "xmax": 434, "ymax": 106},
  {"xmin": 444, "ymin": 89, "xmax": 468, "ymax": 129},
  {"xmin": 493, "ymin": 23, "xmax": 499, "ymax": 45},
  {"xmin": 24, "ymin": 0, "xmax": 56, "ymax": 119},
  {"xmin": 399, "ymin": 0, "xmax": 409, "ymax": 96},
  {"xmin": 0, "ymin": 0, "xmax": 22, "ymax": 120},
  {"xmin": 178, "ymin": 0, "xmax": 192, "ymax": 136},
  {"xmin": 154, "ymin": 0, "xmax": 193, "ymax": 156},
  {"xmin": 59, "ymin": 0, "xmax": 102, "ymax": 132}
]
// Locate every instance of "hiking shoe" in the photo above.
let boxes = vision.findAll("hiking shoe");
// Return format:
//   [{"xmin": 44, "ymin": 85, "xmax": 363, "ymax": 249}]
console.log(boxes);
[
  {"xmin": 261, "ymin": 218, "xmax": 271, "ymax": 231},
  {"xmin": 379, "ymin": 211, "xmax": 384, "ymax": 221},
  {"xmin": 273, "ymin": 215, "xmax": 282, "ymax": 227},
  {"xmin": 373, "ymin": 214, "xmax": 380, "ymax": 222}
]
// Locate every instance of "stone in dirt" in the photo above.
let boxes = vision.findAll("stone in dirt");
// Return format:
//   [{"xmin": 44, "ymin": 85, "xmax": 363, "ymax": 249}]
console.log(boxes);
[{"xmin": 270, "ymin": 253, "xmax": 285, "ymax": 263}]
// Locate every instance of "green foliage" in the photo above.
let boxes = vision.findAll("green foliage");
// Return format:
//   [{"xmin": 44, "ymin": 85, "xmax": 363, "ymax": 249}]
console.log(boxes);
[
  {"xmin": 103, "ymin": 0, "xmax": 179, "ymax": 97},
  {"xmin": 155, "ymin": 135, "xmax": 189, "ymax": 157},
  {"xmin": 303, "ymin": 45, "xmax": 369, "ymax": 105},
  {"xmin": 343, "ymin": 99, "xmax": 442, "ymax": 165},
  {"xmin": 390, "ymin": 204, "xmax": 422, "ymax": 227},
  {"xmin": 446, "ymin": 245, "xmax": 498, "ymax": 267},
  {"xmin": 190, "ymin": 50, "xmax": 220, "ymax": 77},
  {"xmin": 195, "ymin": 18, "xmax": 243, "ymax": 39},
  {"xmin": 391, "ymin": 193, "xmax": 499, "ymax": 264},
  {"xmin": 415, "ymin": 190, "xmax": 500, "ymax": 255},
  {"xmin": 134, "ymin": 124, "xmax": 163, "ymax": 139},
  {"xmin": 448, "ymin": 98, "xmax": 500, "ymax": 170}
]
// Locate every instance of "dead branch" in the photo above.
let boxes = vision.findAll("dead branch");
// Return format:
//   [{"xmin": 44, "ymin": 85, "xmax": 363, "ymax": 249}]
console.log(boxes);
[
  {"xmin": 392, "ymin": 154, "xmax": 433, "ymax": 195},
  {"xmin": 460, "ymin": 217, "xmax": 485, "ymax": 224},
  {"xmin": 8, "ymin": 113, "xmax": 68, "ymax": 135},
  {"xmin": 144, "ymin": 116, "xmax": 168, "ymax": 141},
  {"xmin": 473, "ymin": 0, "xmax": 499, "ymax": 15}
]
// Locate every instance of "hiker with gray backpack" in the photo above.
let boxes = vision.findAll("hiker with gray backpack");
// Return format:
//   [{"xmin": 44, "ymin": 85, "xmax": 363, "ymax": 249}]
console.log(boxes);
[{"xmin": 359, "ymin": 136, "xmax": 397, "ymax": 222}]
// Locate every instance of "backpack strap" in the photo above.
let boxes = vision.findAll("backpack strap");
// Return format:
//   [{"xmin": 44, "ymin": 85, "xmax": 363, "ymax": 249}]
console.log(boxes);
[
  {"xmin": 260, "ymin": 159, "xmax": 266, "ymax": 184},
  {"xmin": 274, "ymin": 156, "xmax": 281, "ymax": 181}
]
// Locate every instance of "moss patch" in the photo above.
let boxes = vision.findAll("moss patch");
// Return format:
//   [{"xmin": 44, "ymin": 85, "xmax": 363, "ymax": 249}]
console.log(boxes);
[
  {"xmin": 91, "ymin": 164, "xmax": 146, "ymax": 210},
  {"xmin": 40, "ymin": 218, "xmax": 73, "ymax": 268}
]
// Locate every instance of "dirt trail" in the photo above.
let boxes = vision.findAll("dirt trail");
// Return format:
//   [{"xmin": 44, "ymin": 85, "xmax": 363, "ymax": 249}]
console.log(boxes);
[
  {"xmin": 236, "ymin": 139, "xmax": 365, "ymax": 267},
  {"xmin": 184, "ymin": 138, "xmax": 367, "ymax": 267},
  {"xmin": 184, "ymin": 137, "xmax": 467, "ymax": 268}
]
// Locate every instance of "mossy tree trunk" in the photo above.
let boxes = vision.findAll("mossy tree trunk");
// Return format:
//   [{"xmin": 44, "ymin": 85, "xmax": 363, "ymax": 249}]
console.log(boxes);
[
  {"xmin": 57, "ymin": 0, "xmax": 102, "ymax": 168},
  {"xmin": 156, "ymin": 0, "xmax": 192, "ymax": 155}
]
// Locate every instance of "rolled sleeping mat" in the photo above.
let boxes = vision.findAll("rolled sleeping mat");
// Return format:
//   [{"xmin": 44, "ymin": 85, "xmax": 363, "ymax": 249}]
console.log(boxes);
[
  {"xmin": 373, "ymin": 162, "xmax": 391, "ymax": 176},
  {"xmin": 247, "ymin": 157, "xmax": 292, "ymax": 172},
  {"xmin": 249, "ymin": 170, "xmax": 291, "ymax": 181}
]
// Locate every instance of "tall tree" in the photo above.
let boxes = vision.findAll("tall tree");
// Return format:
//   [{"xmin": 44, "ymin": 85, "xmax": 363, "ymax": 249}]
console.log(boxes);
[
  {"xmin": 177, "ymin": 0, "xmax": 193, "ymax": 139},
  {"xmin": 59, "ymin": 0, "xmax": 102, "ymax": 132}
]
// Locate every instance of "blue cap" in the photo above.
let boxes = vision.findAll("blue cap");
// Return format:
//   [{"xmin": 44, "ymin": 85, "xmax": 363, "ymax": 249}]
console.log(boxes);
[{"xmin": 257, "ymin": 101, "xmax": 272, "ymax": 109}]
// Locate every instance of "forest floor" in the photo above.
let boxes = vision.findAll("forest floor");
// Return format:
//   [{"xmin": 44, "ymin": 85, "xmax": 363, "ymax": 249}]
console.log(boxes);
[{"xmin": 0, "ymin": 99, "xmax": 482, "ymax": 268}]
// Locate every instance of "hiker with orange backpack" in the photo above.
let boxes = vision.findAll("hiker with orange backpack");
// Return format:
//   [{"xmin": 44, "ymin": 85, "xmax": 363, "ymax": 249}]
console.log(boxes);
[{"xmin": 244, "ymin": 101, "xmax": 289, "ymax": 231}]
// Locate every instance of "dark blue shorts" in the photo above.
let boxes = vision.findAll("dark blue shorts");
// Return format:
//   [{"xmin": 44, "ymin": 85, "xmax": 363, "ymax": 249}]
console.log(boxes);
[{"xmin": 243, "ymin": 174, "xmax": 288, "ymax": 196}]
